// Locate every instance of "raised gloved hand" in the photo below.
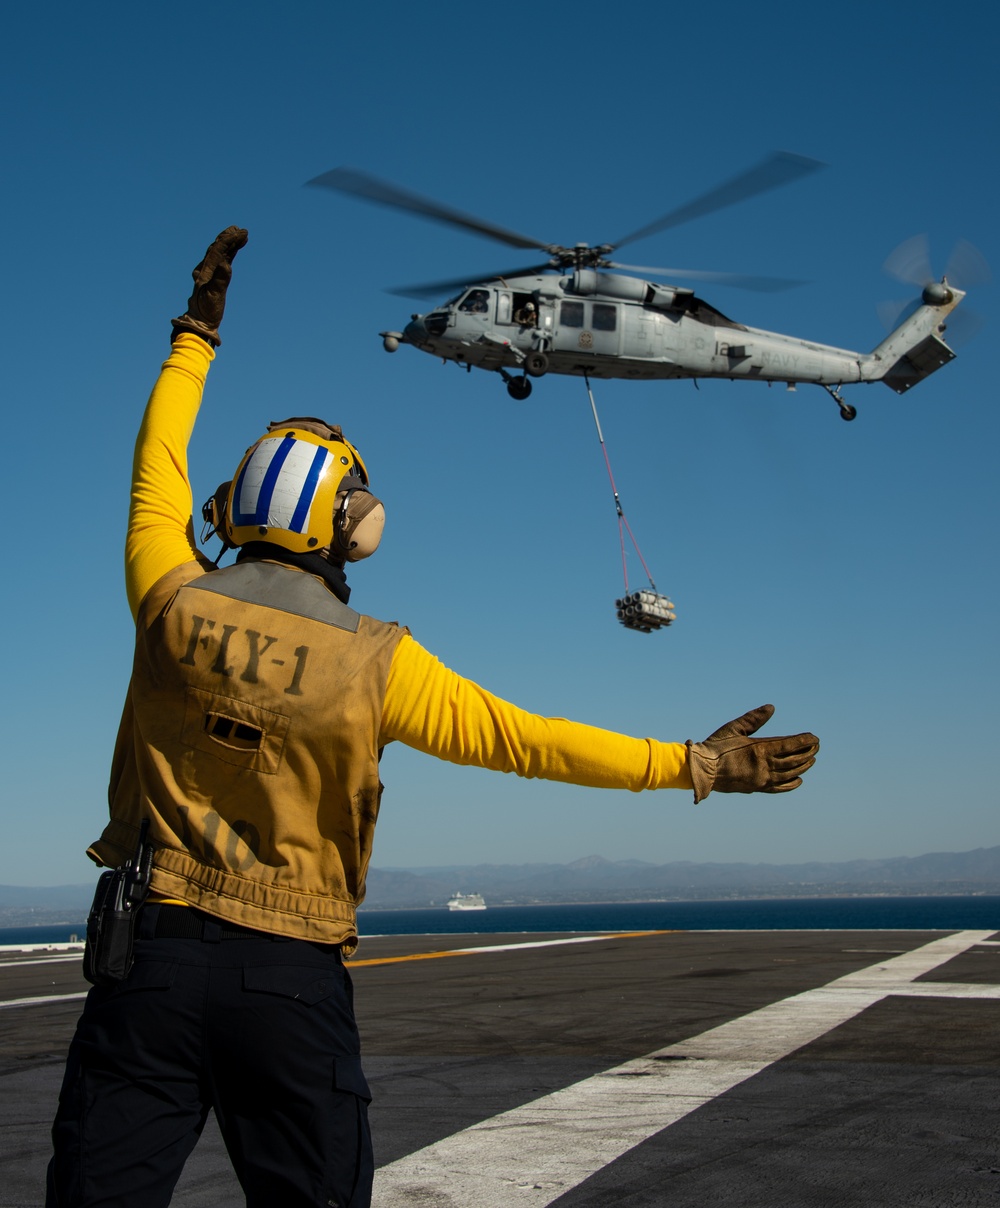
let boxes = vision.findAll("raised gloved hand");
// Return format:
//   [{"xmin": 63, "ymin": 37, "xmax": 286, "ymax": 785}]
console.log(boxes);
[
  {"xmin": 171, "ymin": 226, "xmax": 248, "ymax": 347},
  {"xmin": 686, "ymin": 704, "xmax": 819, "ymax": 804}
]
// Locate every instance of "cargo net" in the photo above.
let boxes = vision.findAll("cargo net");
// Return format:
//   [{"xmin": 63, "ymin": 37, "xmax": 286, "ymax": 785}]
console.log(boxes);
[
  {"xmin": 616, "ymin": 589, "xmax": 676, "ymax": 633},
  {"xmin": 584, "ymin": 374, "xmax": 676, "ymax": 633}
]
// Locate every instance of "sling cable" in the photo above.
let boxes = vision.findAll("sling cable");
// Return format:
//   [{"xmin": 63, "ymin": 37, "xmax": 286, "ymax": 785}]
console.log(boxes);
[{"xmin": 584, "ymin": 373, "xmax": 676, "ymax": 633}]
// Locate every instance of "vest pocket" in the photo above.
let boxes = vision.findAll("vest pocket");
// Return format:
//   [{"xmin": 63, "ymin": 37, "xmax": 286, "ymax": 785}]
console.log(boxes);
[
  {"xmin": 181, "ymin": 686, "xmax": 290, "ymax": 774},
  {"xmin": 205, "ymin": 713, "xmax": 264, "ymax": 750}
]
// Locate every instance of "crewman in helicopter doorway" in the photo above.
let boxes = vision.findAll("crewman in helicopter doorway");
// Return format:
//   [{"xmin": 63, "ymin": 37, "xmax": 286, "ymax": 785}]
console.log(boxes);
[{"xmin": 46, "ymin": 228, "xmax": 819, "ymax": 1208}]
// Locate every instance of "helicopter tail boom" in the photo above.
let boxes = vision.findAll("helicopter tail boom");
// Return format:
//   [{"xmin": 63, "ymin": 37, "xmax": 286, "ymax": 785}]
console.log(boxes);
[{"xmin": 864, "ymin": 284, "xmax": 964, "ymax": 394}]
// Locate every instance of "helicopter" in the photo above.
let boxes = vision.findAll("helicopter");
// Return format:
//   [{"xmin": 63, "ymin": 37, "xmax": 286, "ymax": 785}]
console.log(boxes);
[{"xmin": 308, "ymin": 154, "xmax": 973, "ymax": 422}]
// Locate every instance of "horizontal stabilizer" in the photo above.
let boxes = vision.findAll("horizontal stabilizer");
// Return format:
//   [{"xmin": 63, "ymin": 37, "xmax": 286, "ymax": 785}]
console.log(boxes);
[
  {"xmin": 881, "ymin": 332, "xmax": 957, "ymax": 394},
  {"xmin": 865, "ymin": 285, "xmax": 964, "ymax": 394}
]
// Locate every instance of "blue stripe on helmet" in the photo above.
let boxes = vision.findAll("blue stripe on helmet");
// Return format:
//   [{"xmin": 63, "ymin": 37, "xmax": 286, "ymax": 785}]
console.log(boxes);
[
  {"xmin": 232, "ymin": 436, "xmax": 296, "ymax": 526},
  {"xmin": 230, "ymin": 458, "xmax": 257, "ymax": 526},
  {"xmin": 288, "ymin": 444, "xmax": 330, "ymax": 534}
]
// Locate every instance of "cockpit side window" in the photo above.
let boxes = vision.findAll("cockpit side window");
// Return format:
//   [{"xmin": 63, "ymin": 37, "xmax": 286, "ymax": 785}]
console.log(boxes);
[{"xmin": 458, "ymin": 289, "xmax": 490, "ymax": 315}]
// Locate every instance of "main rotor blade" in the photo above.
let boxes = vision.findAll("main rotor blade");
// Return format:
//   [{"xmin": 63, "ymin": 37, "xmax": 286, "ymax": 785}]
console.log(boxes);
[
  {"xmin": 613, "ymin": 151, "xmax": 825, "ymax": 250},
  {"xmin": 306, "ymin": 167, "xmax": 550, "ymax": 253},
  {"xmin": 608, "ymin": 262, "xmax": 808, "ymax": 292},
  {"xmin": 388, "ymin": 264, "xmax": 557, "ymax": 300}
]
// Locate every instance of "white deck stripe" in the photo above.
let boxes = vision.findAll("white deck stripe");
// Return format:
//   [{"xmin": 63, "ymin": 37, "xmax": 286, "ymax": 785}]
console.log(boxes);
[
  {"xmin": 372, "ymin": 929, "xmax": 995, "ymax": 1207},
  {"xmin": 0, "ymin": 942, "xmax": 84, "ymax": 953},
  {"xmin": 0, "ymin": 992, "xmax": 88, "ymax": 1010},
  {"xmin": 0, "ymin": 955, "xmax": 84, "ymax": 969}
]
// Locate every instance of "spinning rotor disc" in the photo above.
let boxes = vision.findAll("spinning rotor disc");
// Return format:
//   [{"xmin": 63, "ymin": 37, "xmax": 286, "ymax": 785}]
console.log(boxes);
[{"xmin": 307, "ymin": 152, "xmax": 826, "ymax": 299}]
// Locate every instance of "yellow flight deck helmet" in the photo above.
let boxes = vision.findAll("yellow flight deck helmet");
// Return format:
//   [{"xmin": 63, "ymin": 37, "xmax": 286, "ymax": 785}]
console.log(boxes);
[{"xmin": 215, "ymin": 418, "xmax": 385, "ymax": 561}]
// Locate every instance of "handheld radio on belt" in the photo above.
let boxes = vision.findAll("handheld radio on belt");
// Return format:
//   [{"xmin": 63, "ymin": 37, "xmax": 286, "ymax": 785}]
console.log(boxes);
[{"xmin": 83, "ymin": 819, "xmax": 154, "ymax": 987}]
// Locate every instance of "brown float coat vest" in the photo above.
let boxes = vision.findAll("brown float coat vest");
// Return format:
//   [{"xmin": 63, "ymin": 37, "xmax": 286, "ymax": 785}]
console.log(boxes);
[{"xmin": 89, "ymin": 557, "xmax": 405, "ymax": 947}]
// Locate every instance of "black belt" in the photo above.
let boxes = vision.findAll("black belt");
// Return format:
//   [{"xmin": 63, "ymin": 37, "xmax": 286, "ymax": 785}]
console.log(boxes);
[{"xmin": 150, "ymin": 905, "xmax": 294, "ymax": 943}]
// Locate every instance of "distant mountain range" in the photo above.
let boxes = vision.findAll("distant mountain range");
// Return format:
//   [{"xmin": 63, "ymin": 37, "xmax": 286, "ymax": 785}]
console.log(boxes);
[
  {"xmin": 6, "ymin": 846, "xmax": 999, "ymax": 927},
  {"xmin": 362, "ymin": 846, "xmax": 1000, "ymax": 909}
]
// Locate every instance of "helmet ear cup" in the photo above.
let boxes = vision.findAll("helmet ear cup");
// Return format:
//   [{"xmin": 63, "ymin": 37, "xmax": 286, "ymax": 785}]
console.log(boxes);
[{"xmin": 334, "ymin": 489, "xmax": 385, "ymax": 561}]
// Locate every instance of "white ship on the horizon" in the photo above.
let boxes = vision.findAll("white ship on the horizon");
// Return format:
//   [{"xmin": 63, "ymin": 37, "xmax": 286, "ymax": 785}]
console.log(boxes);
[{"xmin": 447, "ymin": 892, "xmax": 487, "ymax": 911}]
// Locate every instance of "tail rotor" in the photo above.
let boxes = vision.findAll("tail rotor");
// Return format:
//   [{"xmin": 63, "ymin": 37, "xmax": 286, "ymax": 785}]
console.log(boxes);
[{"xmin": 880, "ymin": 234, "xmax": 990, "ymax": 346}]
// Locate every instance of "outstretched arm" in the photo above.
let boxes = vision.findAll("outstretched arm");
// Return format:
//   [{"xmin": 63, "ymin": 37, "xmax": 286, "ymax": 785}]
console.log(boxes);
[
  {"xmin": 381, "ymin": 634, "xmax": 693, "ymax": 791},
  {"xmin": 382, "ymin": 638, "xmax": 819, "ymax": 799}
]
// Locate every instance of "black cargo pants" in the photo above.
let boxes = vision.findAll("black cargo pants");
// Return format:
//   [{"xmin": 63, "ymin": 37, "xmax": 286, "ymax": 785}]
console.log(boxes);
[{"xmin": 46, "ymin": 905, "xmax": 373, "ymax": 1208}]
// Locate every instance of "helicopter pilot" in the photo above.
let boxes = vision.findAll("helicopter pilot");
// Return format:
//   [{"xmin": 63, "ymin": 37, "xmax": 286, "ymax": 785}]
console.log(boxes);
[{"xmin": 458, "ymin": 288, "xmax": 490, "ymax": 314}]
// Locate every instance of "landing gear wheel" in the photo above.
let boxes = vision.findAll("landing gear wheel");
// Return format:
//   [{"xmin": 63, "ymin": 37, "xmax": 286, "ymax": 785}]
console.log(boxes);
[
  {"xmin": 524, "ymin": 351, "xmax": 549, "ymax": 378},
  {"xmin": 823, "ymin": 385, "xmax": 857, "ymax": 422},
  {"xmin": 507, "ymin": 376, "xmax": 532, "ymax": 401}
]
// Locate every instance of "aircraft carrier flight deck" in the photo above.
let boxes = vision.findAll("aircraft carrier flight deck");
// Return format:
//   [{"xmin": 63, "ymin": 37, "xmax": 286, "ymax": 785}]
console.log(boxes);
[{"xmin": 3, "ymin": 927, "xmax": 999, "ymax": 1206}]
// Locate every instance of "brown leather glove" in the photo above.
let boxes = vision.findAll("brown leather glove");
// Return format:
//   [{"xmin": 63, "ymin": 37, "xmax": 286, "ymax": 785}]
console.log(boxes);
[
  {"xmin": 170, "ymin": 226, "xmax": 248, "ymax": 347},
  {"xmin": 686, "ymin": 704, "xmax": 819, "ymax": 804}
]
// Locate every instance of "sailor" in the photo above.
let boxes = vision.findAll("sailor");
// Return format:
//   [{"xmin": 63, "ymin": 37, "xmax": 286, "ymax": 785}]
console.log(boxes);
[
  {"xmin": 46, "ymin": 228, "xmax": 819, "ymax": 1208},
  {"xmin": 514, "ymin": 299, "xmax": 537, "ymax": 325}
]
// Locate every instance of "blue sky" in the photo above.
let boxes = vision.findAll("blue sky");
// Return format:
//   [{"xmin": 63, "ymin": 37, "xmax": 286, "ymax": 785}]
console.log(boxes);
[{"xmin": 2, "ymin": 2, "xmax": 997, "ymax": 885}]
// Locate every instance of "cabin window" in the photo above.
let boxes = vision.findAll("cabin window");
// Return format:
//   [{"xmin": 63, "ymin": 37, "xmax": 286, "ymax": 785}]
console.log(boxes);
[
  {"xmin": 560, "ymin": 301, "xmax": 585, "ymax": 328},
  {"xmin": 458, "ymin": 288, "xmax": 490, "ymax": 315},
  {"xmin": 592, "ymin": 303, "xmax": 617, "ymax": 332},
  {"xmin": 497, "ymin": 293, "xmax": 512, "ymax": 324}
]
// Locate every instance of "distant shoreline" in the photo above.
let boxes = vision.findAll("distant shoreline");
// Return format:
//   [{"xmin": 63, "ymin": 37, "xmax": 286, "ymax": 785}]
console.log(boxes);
[
  {"xmin": 3, "ymin": 888, "xmax": 1000, "ymax": 931},
  {"xmin": 359, "ymin": 890, "xmax": 1000, "ymax": 912}
]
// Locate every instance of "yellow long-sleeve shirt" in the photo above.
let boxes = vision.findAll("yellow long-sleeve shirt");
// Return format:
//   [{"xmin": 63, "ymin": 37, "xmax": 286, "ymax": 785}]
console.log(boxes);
[{"xmin": 127, "ymin": 333, "xmax": 692, "ymax": 794}]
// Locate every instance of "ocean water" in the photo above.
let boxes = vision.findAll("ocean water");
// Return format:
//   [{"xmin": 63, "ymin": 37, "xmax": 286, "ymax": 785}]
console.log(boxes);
[
  {"xmin": 358, "ymin": 897, "xmax": 1000, "ymax": 936},
  {"xmin": 3, "ymin": 896, "xmax": 998, "ymax": 948}
]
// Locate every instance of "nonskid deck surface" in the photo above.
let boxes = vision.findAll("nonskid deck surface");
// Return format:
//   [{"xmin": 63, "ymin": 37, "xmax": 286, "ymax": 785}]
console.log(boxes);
[{"xmin": 3, "ymin": 928, "xmax": 999, "ymax": 1206}]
